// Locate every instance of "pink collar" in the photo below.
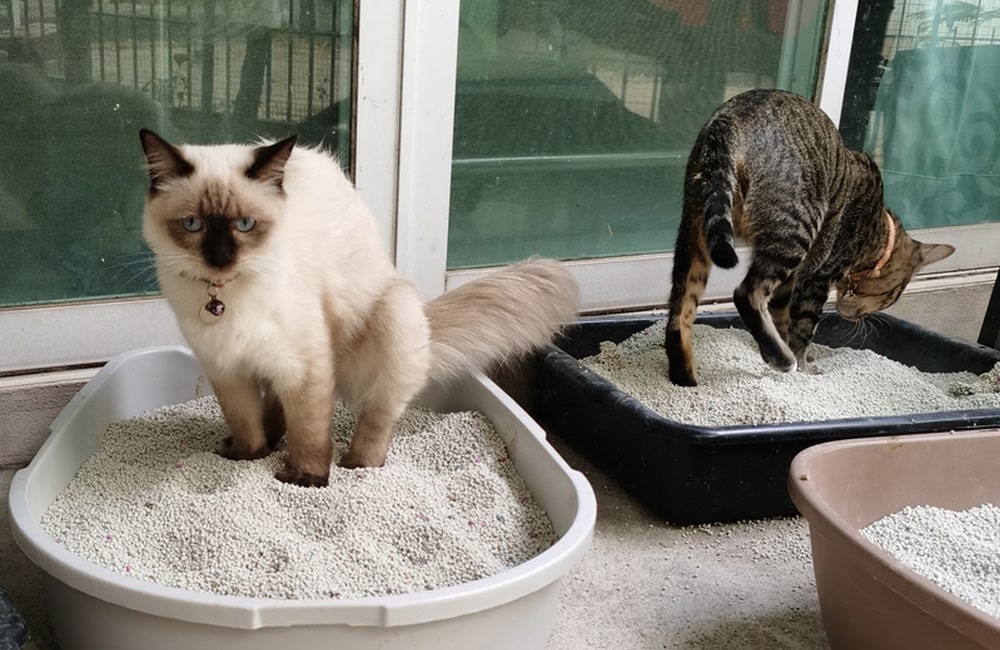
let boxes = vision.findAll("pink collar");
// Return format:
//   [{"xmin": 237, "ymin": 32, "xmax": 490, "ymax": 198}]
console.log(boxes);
[{"xmin": 849, "ymin": 211, "xmax": 896, "ymax": 282}]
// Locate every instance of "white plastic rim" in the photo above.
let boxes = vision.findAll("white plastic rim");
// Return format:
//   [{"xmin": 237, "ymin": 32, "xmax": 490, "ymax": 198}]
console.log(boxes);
[{"xmin": 8, "ymin": 346, "xmax": 597, "ymax": 630}]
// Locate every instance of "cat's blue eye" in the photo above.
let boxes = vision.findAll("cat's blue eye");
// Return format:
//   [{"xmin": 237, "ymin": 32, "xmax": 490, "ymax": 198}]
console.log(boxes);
[
  {"xmin": 181, "ymin": 216, "xmax": 203, "ymax": 232},
  {"xmin": 235, "ymin": 217, "xmax": 256, "ymax": 233}
]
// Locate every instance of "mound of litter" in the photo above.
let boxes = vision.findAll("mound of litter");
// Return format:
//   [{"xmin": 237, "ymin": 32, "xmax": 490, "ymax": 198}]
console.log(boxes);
[
  {"xmin": 581, "ymin": 322, "xmax": 1000, "ymax": 426},
  {"xmin": 863, "ymin": 504, "xmax": 1000, "ymax": 619},
  {"xmin": 41, "ymin": 398, "xmax": 556, "ymax": 600}
]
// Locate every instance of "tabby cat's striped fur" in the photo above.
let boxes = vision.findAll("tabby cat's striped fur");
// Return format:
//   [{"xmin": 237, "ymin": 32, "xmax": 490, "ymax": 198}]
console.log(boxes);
[{"xmin": 665, "ymin": 89, "xmax": 954, "ymax": 386}]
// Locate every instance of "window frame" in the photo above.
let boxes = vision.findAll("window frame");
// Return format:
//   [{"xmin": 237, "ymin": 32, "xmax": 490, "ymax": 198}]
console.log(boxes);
[
  {"xmin": 2, "ymin": 0, "xmax": 996, "ymax": 375},
  {"xmin": 440, "ymin": 0, "xmax": 998, "ymax": 307},
  {"xmin": 0, "ymin": 0, "xmax": 407, "ymax": 374}
]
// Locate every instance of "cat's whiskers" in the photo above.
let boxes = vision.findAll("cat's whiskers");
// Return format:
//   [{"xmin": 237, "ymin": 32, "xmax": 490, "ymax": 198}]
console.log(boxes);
[
  {"xmin": 97, "ymin": 250, "xmax": 159, "ymax": 293},
  {"xmin": 154, "ymin": 249, "xmax": 196, "ymax": 275},
  {"xmin": 233, "ymin": 255, "xmax": 275, "ymax": 280},
  {"xmin": 852, "ymin": 318, "xmax": 871, "ymax": 349},
  {"xmin": 820, "ymin": 311, "xmax": 861, "ymax": 350},
  {"xmin": 865, "ymin": 312, "xmax": 891, "ymax": 344},
  {"xmin": 173, "ymin": 265, "xmax": 243, "ymax": 288},
  {"xmin": 830, "ymin": 311, "xmax": 867, "ymax": 350},
  {"xmin": 846, "ymin": 312, "xmax": 886, "ymax": 351}
]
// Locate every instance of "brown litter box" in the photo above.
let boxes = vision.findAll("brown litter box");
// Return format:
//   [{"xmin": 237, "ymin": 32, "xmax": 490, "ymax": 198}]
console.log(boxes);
[{"xmin": 789, "ymin": 430, "xmax": 1000, "ymax": 650}]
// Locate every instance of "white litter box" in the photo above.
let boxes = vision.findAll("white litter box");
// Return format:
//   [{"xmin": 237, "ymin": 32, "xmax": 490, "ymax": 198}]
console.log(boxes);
[{"xmin": 8, "ymin": 346, "xmax": 596, "ymax": 650}]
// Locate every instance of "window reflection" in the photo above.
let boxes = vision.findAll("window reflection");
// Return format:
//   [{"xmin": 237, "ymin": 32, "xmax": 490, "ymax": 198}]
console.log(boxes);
[
  {"xmin": 842, "ymin": 0, "xmax": 1000, "ymax": 230},
  {"xmin": 449, "ymin": 0, "xmax": 827, "ymax": 268},
  {"xmin": 0, "ymin": 0, "xmax": 353, "ymax": 307}
]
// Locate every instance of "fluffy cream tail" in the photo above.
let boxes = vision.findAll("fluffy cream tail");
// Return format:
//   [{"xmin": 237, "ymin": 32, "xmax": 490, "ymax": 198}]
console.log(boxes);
[{"xmin": 424, "ymin": 258, "xmax": 579, "ymax": 385}]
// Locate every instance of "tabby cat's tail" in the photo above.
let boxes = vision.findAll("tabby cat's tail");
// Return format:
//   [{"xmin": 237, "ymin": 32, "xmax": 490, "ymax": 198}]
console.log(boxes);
[
  {"xmin": 701, "ymin": 115, "xmax": 740, "ymax": 269},
  {"xmin": 424, "ymin": 258, "xmax": 579, "ymax": 385}
]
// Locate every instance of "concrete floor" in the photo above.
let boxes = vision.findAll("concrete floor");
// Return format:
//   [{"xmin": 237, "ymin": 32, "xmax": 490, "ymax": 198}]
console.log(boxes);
[{"xmin": 1, "ymin": 432, "xmax": 830, "ymax": 650}]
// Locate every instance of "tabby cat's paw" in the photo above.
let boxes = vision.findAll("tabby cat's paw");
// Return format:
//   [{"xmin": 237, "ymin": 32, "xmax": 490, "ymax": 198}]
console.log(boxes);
[
  {"xmin": 767, "ymin": 356, "xmax": 798, "ymax": 373},
  {"xmin": 795, "ymin": 351, "xmax": 818, "ymax": 374},
  {"xmin": 759, "ymin": 340, "xmax": 797, "ymax": 373},
  {"xmin": 668, "ymin": 365, "xmax": 698, "ymax": 387}
]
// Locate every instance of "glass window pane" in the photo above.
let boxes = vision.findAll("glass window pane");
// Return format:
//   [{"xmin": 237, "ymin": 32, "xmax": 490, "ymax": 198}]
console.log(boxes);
[
  {"xmin": 842, "ymin": 0, "xmax": 1000, "ymax": 230},
  {"xmin": 448, "ymin": 0, "xmax": 828, "ymax": 269},
  {"xmin": 0, "ymin": 0, "xmax": 354, "ymax": 308}
]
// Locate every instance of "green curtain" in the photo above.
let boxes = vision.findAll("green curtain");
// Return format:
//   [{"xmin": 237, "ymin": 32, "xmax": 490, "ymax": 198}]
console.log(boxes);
[{"xmin": 868, "ymin": 44, "xmax": 1000, "ymax": 228}]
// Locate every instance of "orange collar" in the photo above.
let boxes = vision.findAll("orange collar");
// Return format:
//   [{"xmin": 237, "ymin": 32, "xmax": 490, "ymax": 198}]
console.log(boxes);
[{"xmin": 848, "ymin": 211, "xmax": 896, "ymax": 282}]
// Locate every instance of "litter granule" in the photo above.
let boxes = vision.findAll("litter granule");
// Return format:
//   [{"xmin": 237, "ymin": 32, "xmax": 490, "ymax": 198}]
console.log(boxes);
[
  {"xmin": 582, "ymin": 321, "xmax": 1000, "ymax": 426},
  {"xmin": 862, "ymin": 504, "xmax": 1000, "ymax": 618},
  {"xmin": 40, "ymin": 397, "xmax": 557, "ymax": 600}
]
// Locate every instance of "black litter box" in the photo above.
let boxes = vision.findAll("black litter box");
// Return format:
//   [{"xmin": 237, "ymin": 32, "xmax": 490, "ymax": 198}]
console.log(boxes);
[{"xmin": 535, "ymin": 312, "xmax": 1000, "ymax": 525}]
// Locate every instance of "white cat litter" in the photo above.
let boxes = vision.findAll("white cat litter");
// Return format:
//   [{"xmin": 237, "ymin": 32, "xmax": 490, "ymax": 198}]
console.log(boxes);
[
  {"xmin": 582, "ymin": 321, "xmax": 1000, "ymax": 426},
  {"xmin": 40, "ymin": 398, "xmax": 557, "ymax": 600},
  {"xmin": 861, "ymin": 504, "xmax": 1000, "ymax": 619}
]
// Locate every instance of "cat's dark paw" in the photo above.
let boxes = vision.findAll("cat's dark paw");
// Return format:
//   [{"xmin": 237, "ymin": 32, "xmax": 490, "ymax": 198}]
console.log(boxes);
[
  {"xmin": 264, "ymin": 427, "xmax": 285, "ymax": 451},
  {"xmin": 338, "ymin": 449, "xmax": 387, "ymax": 469},
  {"xmin": 664, "ymin": 330, "xmax": 698, "ymax": 386},
  {"xmin": 275, "ymin": 465, "xmax": 329, "ymax": 487},
  {"xmin": 758, "ymin": 338, "xmax": 797, "ymax": 373},
  {"xmin": 668, "ymin": 365, "xmax": 698, "ymax": 387},
  {"xmin": 216, "ymin": 436, "xmax": 272, "ymax": 461},
  {"xmin": 764, "ymin": 355, "xmax": 797, "ymax": 373}
]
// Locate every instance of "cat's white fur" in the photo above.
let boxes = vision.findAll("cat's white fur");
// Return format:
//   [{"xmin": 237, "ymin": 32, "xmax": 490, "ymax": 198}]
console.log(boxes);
[{"xmin": 140, "ymin": 131, "xmax": 579, "ymax": 485}]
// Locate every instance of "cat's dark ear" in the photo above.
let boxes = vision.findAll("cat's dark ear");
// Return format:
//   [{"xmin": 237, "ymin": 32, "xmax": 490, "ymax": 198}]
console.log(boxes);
[
  {"xmin": 247, "ymin": 136, "xmax": 297, "ymax": 190},
  {"xmin": 139, "ymin": 129, "xmax": 194, "ymax": 193},
  {"xmin": 918, "ymin": 242, "xmax": 955, "ymax": 269}
]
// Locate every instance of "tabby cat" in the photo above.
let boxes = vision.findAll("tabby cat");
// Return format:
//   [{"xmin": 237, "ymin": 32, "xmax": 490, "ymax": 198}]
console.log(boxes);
[
  {"xmin": 665, "ymin": 89, "xmax": 954, "ymax": 386},
  {"xmin": 139, "ymin": 130, "xmax": 578, "ymax": 487}
]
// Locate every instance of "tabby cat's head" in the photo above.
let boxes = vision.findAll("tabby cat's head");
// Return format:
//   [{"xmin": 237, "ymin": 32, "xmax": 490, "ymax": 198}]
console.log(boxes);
[
  {"xmin": 834, "ymin": 217, "xmax": 954, "ymax": 321},
  {"xmin": 138, "ymin": 129, "xmax": 297, "ymax": 286}
]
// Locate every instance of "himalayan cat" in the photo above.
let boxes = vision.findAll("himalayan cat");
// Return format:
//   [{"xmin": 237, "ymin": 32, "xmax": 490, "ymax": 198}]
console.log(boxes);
[
  {"xmin": 665, "ymin": 89, "xmax": 954, "ymax": 386},
  {"xmin": 139, "ymin": 129, "xmax": 579, "ymax": 487}
]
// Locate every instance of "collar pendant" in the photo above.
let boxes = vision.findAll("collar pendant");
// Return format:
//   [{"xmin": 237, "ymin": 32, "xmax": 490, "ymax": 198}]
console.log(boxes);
[{"xmin": 199, "ymin": 282, "xmax": 226, "ymax": 325}]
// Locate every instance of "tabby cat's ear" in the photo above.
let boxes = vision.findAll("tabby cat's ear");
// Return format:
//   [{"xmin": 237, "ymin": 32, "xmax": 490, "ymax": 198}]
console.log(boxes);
[
  {"xmin": 247, "ymin": 136, "xmax": 297, "ymax": 191},
  {"xmin": 139, "ymin": 128, "xmax": 194, "ymax": 193},
  {"xmin": 918, "ymin": 242, "xmax": 956, "ymax": 268}
]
